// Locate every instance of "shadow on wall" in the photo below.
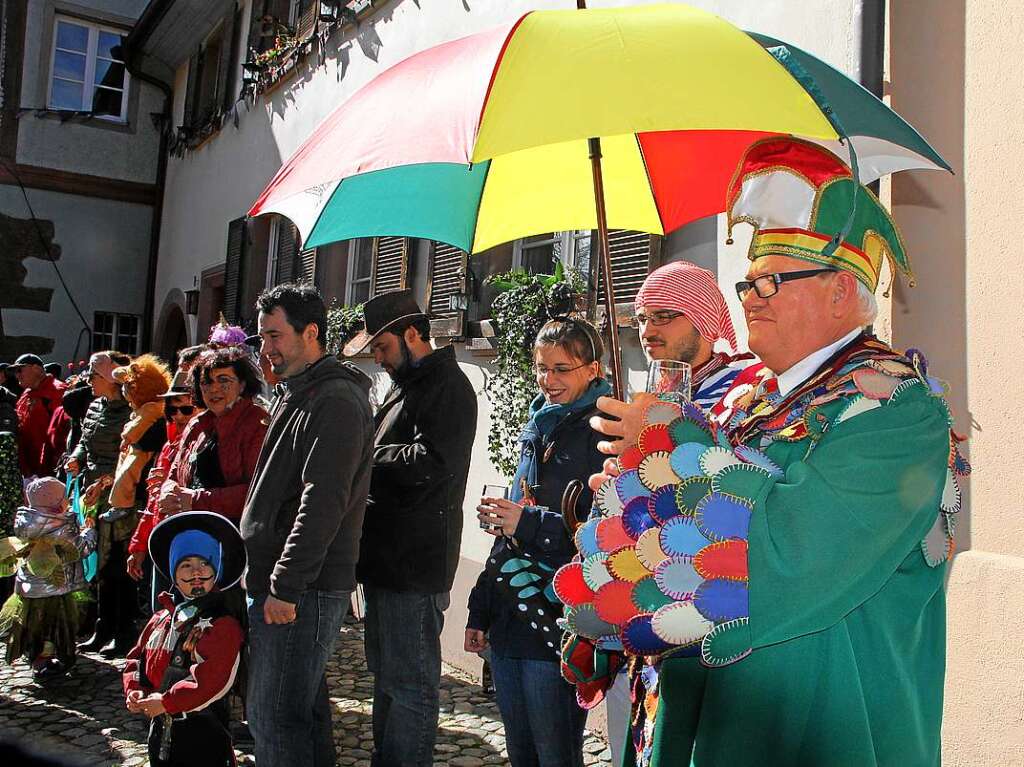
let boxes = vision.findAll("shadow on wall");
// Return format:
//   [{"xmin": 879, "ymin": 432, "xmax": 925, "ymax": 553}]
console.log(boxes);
[
  {"xmin": 889, "ymin": 0, "xmax": 969, "ymax": 551},
  {"xmin": 0, "ymin": 212, "xmax": 59, "ymax": 358}
]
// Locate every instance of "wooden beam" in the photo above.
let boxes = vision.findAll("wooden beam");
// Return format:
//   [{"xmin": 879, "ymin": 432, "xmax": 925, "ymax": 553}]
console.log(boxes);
[{"xmin": 0, "ymin": 162, "xmax": 157, "ymax": 205}]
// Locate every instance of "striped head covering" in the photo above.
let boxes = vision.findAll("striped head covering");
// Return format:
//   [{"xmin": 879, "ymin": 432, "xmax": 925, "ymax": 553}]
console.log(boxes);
[{"xmin": 634, "ymin": 261, "xmax": 738, "ymax": 353}]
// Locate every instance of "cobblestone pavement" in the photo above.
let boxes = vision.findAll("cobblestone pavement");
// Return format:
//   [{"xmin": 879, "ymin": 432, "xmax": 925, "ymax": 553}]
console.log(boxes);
[{"xmin": 0, "ymin": 618, "xmax": 612, "ymax": 766}]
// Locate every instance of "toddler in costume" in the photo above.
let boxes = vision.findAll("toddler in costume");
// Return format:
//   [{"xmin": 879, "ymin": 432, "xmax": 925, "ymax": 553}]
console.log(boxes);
[
  {"xmin": 0, "ymin": 476, "xmax": 96, "ymax": 679},
  {"xmin": 122, "ymin": 511, "xmax": 245, "ymax": 767}
]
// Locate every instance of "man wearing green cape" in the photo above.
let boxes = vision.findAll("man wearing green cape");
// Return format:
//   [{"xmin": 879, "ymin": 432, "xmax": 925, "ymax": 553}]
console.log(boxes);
[{"xmin": 557, "ymin": 138, "xmax": 966, "ymax": 767}]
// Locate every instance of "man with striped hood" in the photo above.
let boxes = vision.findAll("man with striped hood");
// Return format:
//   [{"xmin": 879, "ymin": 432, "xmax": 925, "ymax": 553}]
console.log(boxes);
[{"xmin": 632, "ymin": 260, "xmax": 753, "ymax": 410}]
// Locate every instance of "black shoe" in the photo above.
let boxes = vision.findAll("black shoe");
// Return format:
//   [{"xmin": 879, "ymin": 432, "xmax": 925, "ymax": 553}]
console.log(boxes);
[
  {"xmin": 33, "ymin": 658, "xmax": 68, "ymax": 681},
  {"xmin": 100, "ymin": 637, "xmax": 134, "ymax": 658},
  {"xmin": 77, "ymin": 633, "xmax": 111, "ymax": 652}
]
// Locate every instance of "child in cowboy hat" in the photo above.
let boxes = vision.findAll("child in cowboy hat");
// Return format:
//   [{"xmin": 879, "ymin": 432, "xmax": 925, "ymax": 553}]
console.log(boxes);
[{"xmin": 122, "ymin": 511, "xmax": 245, "ymax": 767}]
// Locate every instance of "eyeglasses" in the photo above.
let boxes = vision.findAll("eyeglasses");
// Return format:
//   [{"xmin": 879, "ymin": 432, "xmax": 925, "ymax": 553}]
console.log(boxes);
[
  {"xmin": 630, "ymin": 310, "xmax": 685, "ymax": 328},
  {"xmin": 735, "ymin": 268, "xmax": 836, "ymax": 300},
  {"xmin": 164, "ymin": 405, "xmax": 196, "ymax": 416},
  {"xmin": 199, "ymin": 375, "xmax": 240, "ymax": 389},
  {"xmin": 534, "ymin": 362, "xmax": 589, "ymax": 377}
]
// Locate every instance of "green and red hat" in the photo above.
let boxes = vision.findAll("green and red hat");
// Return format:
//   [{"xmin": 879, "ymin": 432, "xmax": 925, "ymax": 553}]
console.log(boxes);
[{"xmin": 726, "ymin": 137, "xmax": 911, "ymax": 292}]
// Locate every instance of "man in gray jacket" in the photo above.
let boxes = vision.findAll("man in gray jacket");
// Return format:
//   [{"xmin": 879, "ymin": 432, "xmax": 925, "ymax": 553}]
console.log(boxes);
[{"xmin": 242, "ymin": 283, "xmax": 374, "ymax": 767}]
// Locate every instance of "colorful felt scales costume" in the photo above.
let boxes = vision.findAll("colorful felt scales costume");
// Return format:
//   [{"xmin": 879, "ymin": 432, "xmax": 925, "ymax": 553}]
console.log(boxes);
[{"xmin": 553, "ymin": 139, "xmax": 968, "ymax": 767}]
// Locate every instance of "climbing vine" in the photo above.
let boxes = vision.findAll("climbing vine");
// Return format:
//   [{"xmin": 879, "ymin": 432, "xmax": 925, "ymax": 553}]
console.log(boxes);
[
  {"xmin": 325, "ymin": 302, "xmax": 365, "ymax": 356},
  {"xmin": 484, "ymin": 263, "xmax": 585, "ymax": 477}
]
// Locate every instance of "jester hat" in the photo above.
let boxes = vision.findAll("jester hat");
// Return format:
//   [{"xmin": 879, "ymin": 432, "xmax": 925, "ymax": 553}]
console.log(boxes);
[{"xmin": 726, "ymin": 137, "xmax": 911, "ymax": 292}]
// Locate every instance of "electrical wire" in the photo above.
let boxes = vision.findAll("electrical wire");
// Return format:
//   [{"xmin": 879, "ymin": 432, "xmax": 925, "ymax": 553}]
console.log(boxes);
[{"xmin": 0, "ymin": 155, "xmax": 92, "ymax": 358}]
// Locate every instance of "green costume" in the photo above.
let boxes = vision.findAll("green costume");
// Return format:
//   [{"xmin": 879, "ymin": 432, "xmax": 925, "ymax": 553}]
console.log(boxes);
[
  {"xmin": 552, "ymin": 139, "xmax": 966, "ymax": 766},
  {"xmin": 627, "ymin": 338, "xmax": 961, "ymax": 766}
]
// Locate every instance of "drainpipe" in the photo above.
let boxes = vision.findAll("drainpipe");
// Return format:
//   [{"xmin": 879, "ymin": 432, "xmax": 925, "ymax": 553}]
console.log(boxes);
[
  {"xmin": 123, "ymin": 52, "xmax": 172, "ymax": 354},
  {"xmin": 860, "ymin": 0, "xmax": 885, "ymax": 98}
]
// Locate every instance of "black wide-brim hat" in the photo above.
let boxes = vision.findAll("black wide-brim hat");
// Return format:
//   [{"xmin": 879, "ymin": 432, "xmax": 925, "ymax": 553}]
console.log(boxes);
[
  {"xmin": 149, "ymin": 511, "xmax": 246, "ymax": 591},
  {"xmin": 343, "ymin": 288, "xmax": 428, "ymax": 357}
]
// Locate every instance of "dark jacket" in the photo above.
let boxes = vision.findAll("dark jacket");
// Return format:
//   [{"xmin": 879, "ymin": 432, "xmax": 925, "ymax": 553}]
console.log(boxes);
[
  {"xmin": 357, "ymin": 344, "xmax": 477, "ymax": 594},
  {"xmin": 70, "ymin": 396, "xmax": 131, "ymax": 486},
  {"xmin": 241, "ymin": 355, "xmax": 373, "ymax": 603},
  {"xmin": 467, "ymin": 380, "xmax": 609, "ymax": 659}
]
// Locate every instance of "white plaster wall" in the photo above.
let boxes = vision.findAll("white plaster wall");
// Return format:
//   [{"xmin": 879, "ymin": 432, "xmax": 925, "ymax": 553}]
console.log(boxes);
[{"xmin": 0, "ymin": 186, "xmax": 152, "ymax": 364}]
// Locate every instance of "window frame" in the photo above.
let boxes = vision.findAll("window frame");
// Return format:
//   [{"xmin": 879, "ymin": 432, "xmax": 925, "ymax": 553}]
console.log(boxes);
[
  {"xmin": 47, "ymin": 15, "xmax": 130, "ymax": 122},
  {"xmin": 92, "ymin": 311, "xmax": 140, "ymax": 354},
  {"xmin": 346, "ymin": 239, "xmax": 374, "ymax": 305},
  {"xmin": 266, "ymin": 217, "xmax": 281, "ymax": 288},
  {"xmin": 512, "ymin": 230, "xmax": 591, "ymax": 275}
]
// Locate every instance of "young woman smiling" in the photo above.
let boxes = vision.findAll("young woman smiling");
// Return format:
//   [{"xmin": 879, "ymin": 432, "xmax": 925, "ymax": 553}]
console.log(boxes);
[{"xmin": 465, "ymin": 318, "xmax": 609, "ymax": 767}]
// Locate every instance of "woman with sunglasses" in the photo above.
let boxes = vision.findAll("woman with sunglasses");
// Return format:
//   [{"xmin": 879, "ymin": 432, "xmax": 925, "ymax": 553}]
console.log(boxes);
[
  {"xmin": 126, "ymin": 369, "xmax": 203, "ymax": 603},
  {"xmin": 158, "ymin": 345, "xmax": 267, "ymax": 525}
]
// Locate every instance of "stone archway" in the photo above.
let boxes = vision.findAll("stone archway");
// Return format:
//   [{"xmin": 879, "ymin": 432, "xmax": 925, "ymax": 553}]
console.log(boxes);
[{"xmin": 154, "ymin": 290, "xmax": 190, "ymax": 366}]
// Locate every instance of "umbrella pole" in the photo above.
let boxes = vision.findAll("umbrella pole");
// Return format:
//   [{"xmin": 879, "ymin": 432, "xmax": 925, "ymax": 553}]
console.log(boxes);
[{"xmin": 588, "ymin": 137, "xmax": 625, "ymax": 401}]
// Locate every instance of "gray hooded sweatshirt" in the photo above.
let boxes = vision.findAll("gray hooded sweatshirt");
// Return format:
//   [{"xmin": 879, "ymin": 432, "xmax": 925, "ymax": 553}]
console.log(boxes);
[{"xmin": 240, "ymin": 355, "xmax": 373, "ymax": 602}]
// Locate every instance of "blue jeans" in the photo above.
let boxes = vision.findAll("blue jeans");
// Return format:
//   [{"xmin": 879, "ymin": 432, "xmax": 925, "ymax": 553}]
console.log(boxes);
[
  {"xmin": 490, "ymin": 651, "xmax": 588, "ymax": 767},
  {"xmin": 247, "ymin": 589, "xmax": 350, "ymax": 767},
  {"xmin": 363, "ymin": 585, "xmax": 449, "ymax": 767}
]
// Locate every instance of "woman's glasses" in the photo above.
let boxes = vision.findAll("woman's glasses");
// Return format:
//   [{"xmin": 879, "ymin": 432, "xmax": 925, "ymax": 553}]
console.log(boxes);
[{"xmin": 164, "ymin": 405, "xmax": 196, "ymax": 416}]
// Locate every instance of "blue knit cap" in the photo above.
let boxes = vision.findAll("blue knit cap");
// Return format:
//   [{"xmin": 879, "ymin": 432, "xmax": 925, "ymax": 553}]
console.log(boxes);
[{"xmin": 169, "ymin": 530, "xmax": 222, "ymax": 582}]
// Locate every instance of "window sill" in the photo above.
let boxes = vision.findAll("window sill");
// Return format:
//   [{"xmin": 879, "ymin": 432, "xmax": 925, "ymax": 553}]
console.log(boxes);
[{"xmin": 25, "ymin": 108, "xmax": 133, "ymax": 134}]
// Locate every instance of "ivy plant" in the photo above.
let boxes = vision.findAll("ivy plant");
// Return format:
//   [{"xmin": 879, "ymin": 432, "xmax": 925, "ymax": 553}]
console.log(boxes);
[
  {"xmin": 325, "ymin": 301, "xmax": 365, "ymax": 356},
  {"xmin": 484, "ymin": 262, "xmax": 585, "ymax": 477}
]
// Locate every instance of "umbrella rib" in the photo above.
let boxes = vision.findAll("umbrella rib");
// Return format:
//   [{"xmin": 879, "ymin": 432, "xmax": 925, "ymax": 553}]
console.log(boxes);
[
  {"xmin": 474, "ymin": 13, "xmax": 531, "ymax": 149},
  {"xmin": 467, "ymin": 160, "xmax": 493, "ymax": 255}
]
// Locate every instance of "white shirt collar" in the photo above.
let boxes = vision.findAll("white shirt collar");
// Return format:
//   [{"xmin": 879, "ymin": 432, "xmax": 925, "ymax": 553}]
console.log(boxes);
[{"xmin": 774, "ymin": 327, "xmax": 863, "ymax": 397}]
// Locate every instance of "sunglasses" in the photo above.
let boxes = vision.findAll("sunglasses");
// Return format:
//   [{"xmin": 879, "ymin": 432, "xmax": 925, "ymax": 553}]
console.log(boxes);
[{"xmin": 164, "ymin": 405, "xmax": 196, "ymax": 417}]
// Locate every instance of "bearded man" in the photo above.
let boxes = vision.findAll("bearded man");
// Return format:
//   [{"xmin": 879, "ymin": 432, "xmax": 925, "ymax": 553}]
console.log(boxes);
[{"xmin": 345, "ymin": 289, "xmax": 477, "ymax": 767}]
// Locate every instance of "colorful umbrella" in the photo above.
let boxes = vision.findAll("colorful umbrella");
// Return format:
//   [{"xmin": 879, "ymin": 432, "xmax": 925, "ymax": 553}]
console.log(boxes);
[{"xmin": 249, "ymin": 3, "xmax": 949, "ymax": 395}]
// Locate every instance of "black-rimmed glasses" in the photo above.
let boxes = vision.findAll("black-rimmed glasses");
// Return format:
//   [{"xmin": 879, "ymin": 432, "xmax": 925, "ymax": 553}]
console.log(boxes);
[
  {"xmin": 630, "ymin": 310, "xmax": 685, "ymax": 328},
  {"xmin": 735, "ymin": 268, "xmax": 836, "ymax": 300}
]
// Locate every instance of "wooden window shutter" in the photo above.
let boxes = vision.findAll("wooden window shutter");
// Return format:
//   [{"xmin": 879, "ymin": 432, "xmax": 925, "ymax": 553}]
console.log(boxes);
[
  {"xmin": 298, "ymin": 246, "xmax": 318, "ymax": 285},
  {"xmin": 296, "ymin": 0, "xmax": 320, "ymax": 40},
  {"xmin": 596, "ymin": 231, "xmax": 663, "ymax": 323},
  {"xmin": 219, "ymin": 3, "xmax": 242, "ymax": 113},
  {"xmin": 426, "ymin": 241, "xmax": 468, "ymax": 338},
  {"xmin": 183, "ymin": 48, "xmax": 202, "ymax": 129},
  {"xmin": 224, "ymin": 217, "xmax": 248, "ymax": 323},
  {"xmin": 274, "ymin": 220, "xmax": 299, "ymax": 284},
  {"xmin": 371, "ymin": 237, "xmax": 410, "ymax": 295}
]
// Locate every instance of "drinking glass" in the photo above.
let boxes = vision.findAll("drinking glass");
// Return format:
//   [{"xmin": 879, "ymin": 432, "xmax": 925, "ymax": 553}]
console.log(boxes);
[
  {"xmin": 480, "ymin": 483, "xmax": 508, "ymax": 530},
  {"xmin": 646, "ymin": 359, "xmax": 692, "ymax": 401}
]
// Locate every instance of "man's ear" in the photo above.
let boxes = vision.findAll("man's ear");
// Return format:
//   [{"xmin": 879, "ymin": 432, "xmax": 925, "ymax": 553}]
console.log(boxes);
[
  {"xmin": 404, "ymin": 324, "xmax": 421, "ymax": 345},
  {"xmin": 831, "ymin": 271, "xmax": 858, "ymax": 317},
  {"xmin": 304, "ymin": 322, "xmax": 320, "ymax": 344}
]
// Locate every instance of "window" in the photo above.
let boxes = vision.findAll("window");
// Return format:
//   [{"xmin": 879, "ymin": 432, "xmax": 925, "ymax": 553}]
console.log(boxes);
[
  {"xmin": 182, "ymin": 6, "xmax": 241, "ymax": 132},
  {"xmin": 93, "ymin": 312, "xmax": 139, "ymax": 354},
  {"xmin": 48, "ymin": 17, "xmax": 130, "ymax": 120},
  {"xmin": 347, "ymin": 239, "xmax": 374, "ymax": 305},
  {"xmin": 513, "ymin": 230, "xmax": 591, "ymax": 276}
]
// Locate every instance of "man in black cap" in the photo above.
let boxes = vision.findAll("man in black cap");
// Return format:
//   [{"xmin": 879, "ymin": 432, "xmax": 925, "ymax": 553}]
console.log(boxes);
[
  {"xmin": 10, "ymin": 354, "xmax": 65, "ymax": 477},
  {"xmin": 344, "ymin": 289, "xmax": 477, "ymax": 767}
]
